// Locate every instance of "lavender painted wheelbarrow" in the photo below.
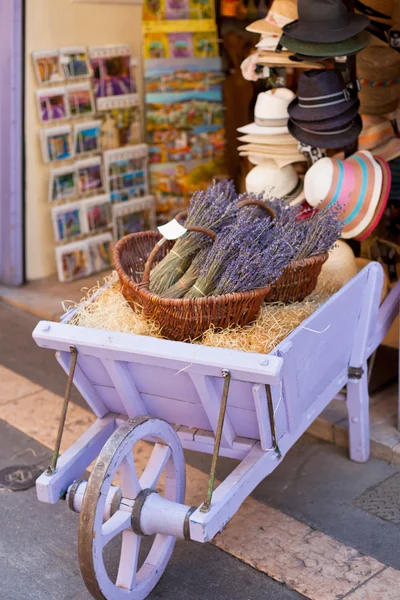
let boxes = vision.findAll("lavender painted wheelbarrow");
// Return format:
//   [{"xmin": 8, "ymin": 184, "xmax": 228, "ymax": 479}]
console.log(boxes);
[{"xmin": 32, "ymin": 262, "xmax": 384, "ymax": 600}]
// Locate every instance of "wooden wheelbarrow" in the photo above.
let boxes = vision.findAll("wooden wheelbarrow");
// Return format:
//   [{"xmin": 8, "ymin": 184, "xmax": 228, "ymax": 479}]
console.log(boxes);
[{"xmin": 32, "ymin": 262, "xmax": 383, "ymax": 600}]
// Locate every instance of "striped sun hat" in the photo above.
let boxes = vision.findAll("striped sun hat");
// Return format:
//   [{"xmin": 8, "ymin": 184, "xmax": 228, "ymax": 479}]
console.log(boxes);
[
  {"xmin": 354, "ymin": 157, "xmax": 391, "ymax": 241},
  {"xmin": 304, "ymin": 150, "xmax": 383, "ymax": 239}
]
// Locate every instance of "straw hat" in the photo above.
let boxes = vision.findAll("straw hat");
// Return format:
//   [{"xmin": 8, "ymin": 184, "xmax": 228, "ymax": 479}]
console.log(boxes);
[
  {"xmin": 281, "ymin": 30, "xmax": 371, "ymax": 57},
  {"xmin": 246, "ymin": 0, "xmax": 298, "ymax": 35},
  {"xmin": 358, "ymin": 115, "xmax": 395, "ymax": 150},
  {"xmin": 256, "ymin": 50, "xmax": 328, "ymax": 69},
  {"xmin": 320, "ymin": 241, "xmax": 358, "ymax": 286},
  {"xmin": 282, "ymin": 0, "xmax": 369, "ymax": 43},
  {"xmin": 245, "ymin": 162, "xmax": 305, "ymax": 204},
  {"xmin": 357, "ymin": 45, "xmax": 400, "ymax": 115},
  {"xmin": 304, "ymin": 150, "xmax": 383, "ymax": 239},
  {"xmin": 238, "ymin": 87, "xmax": 295, "ymax": 135},
  {"xmin": 237, "ymin": 132, "xmax": 299, "ymax": 145},
  {"xmin": 354, "ymin": 157, "xmax": 391, "ymax": 241},
  {"xmin": 239, "ymin": 151, "xmax": 308, "ymax": 168}
]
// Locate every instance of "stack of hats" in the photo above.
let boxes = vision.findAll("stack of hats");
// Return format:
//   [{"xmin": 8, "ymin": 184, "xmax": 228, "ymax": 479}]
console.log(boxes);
[
  {"xmin": 238, "ymin": 87, "xmax": 308, "ymax": 168},
  {"xmin": 304, "ymin": 150, "xmax": 391, "ymax": 241},
  {"xmin": 245, "ymin": 160, "xmax": 305, "ymax": 205},
  {"xmin": 335, "ymin": 115, "xmax": 400, "ymax": 161},
  {"xmin": 281, "ymin": 0, "xmax": 371, "ymax": 62},
  {"xmin": 245, "ymin": 0, "xmax": 331, "ymax": 69},
  {"xmin": 287, "ymin": 69, "xmax": 362, "ymax": 149},
  {"xmin": 357, "ymin": 43, "xmax": 400, "ymax": 116}
]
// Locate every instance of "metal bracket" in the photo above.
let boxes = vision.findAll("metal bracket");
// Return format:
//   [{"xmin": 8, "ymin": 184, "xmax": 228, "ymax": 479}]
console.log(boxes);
[
  {"xmin": 131, "ymin": 488, "xmax": 157, "ymax": 536},
  {"xmin": 265, "ymin": 384, "xmax": 282, "ymax": 459},
  {"xmin": 348, "ymin": 366, "xmax": 365, "ymax": 380},
  {"xmin": 200, "ymin": 368, "xmax": 231, "ymax": 513},
  {"xmin": 183, "ymin": 506, "xmax": 197, "ymax": 540},
  {"xmin": 46, "ymin": 346, "xmax": 78, "ymax": 475}
]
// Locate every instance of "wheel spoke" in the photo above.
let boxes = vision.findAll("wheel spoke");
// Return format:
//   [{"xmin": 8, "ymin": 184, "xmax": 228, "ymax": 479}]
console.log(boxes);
[
  {"xmin": 139, "ymin": 444, "xmax": 172, "ymax": 490},
  {"xmin": 116, "ymin": 530, "xmax": 141, "ymax": 591},
  {"xmin": 102, "ymin": 510, "xmax": 131, "ymax": 547},
  {"xmin": 119, "ymin": 451, "xmax": 141, "ymax": 499}
]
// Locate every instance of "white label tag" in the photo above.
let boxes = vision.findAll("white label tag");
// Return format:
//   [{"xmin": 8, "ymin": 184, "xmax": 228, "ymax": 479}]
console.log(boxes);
[{"xmin": 158, "ymin": 219, "xmax": 187, "ymax": 240}]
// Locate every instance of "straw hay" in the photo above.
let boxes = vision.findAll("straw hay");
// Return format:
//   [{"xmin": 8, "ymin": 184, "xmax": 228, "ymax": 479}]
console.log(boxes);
[{"xmin": 66, "ymin": 272, "xmax": 342, "ymax": 355}]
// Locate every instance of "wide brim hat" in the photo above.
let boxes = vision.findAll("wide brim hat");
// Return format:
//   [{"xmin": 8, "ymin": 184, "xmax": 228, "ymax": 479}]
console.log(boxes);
[
  {"xmin": 288, "ymin": 114, "xmax": 362, "ymax": 150},
  {"xmin": 282, "ymin": 0, "xmax": 370, "ymax": 43},
  {"xmin": 289, "ymin": 97, "xmax": 360, "ymax": 127},
  {"xmin": 239, "ymin": 151, "xmax": 307, "ymax": 168},
  {"xmin": 256, "ymin": 51, "xmax": 327, "ymax": 69},
  {"xmin": 281, "ymin": 30, "xmax": 371, "ymax": 57},
  {"xmin": 237, "ymin": 123, "xmax": 288, "ymax": 135},
  {"xmin": 246, "ymin": 0, "xmax": 298, "ymax": 35},
  {"xmin": 357, "ymin": 45, "xmax": 400, "ymax": 115},
  {"xmin": 245, "ymin": 162, "xmax": 304, "ymax": 200},
  {"xmin": 237, "ymin": 133, "xmax": 298, "ymax": 145},
  {"xmin": 354, "ymin": 157, "xmax": 391, "ymax": 241},
  {"xmin": 304, "ymin": 150, "xmax": 383, "ymax": 239},
  {"xmin": 239, "ymin": 142, "xmax": 299, "ymax": 156},
  {"xmin": 358, "ymin": 114, "xmax": 395, "ymax": 150}
]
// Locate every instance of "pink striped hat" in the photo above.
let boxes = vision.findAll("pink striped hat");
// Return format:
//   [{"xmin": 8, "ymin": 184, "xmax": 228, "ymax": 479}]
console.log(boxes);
[{"xmin": 304, "ymin": 150, "xmax": 383, "ymax": 239}]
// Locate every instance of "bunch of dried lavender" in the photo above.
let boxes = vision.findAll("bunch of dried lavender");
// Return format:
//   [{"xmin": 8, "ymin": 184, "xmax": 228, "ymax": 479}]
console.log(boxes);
[
  {"xmin": 185, "ymin": 207, "xmax": 271, "ymax": 298},
  {"xmin": 293, "ymin": 205, "xmax": 343, "ymax": 260},
  {"xmin": 160, "ymin": 247, "xmax": 209, "ymax": 299},
  {"xmin": 149, "ymin": 180, "xmax": 237, "ymax": 295}
]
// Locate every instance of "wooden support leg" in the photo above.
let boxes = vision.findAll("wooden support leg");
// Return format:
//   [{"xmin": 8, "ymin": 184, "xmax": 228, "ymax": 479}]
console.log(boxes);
[{"xmin": 346, "ymin": 362, "xmax": 370, "ymax": 463}]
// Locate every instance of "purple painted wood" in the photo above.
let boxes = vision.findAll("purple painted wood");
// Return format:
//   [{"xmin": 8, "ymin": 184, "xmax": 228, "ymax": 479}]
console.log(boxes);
[{"xmin": 0, "ymin": 0, "xmax": 23, "ymax": 285}]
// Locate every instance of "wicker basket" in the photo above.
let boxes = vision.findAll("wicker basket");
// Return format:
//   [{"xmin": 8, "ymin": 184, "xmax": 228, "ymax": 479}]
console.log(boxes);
[
  {"xmin": 266, "ymin": 253, "xmax": 328, "ymax": 304},
  {"xmin": 114, "ymin": 231, "xmax": 271, "ymax": 342}
]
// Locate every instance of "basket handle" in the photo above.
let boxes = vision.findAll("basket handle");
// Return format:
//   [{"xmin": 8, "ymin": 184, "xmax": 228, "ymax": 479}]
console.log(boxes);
[
  {"xmin": 236, "ymin": 198, "xmax": 276, "ymax": 220},
  {"xmin": 141, "ymin": 223, "xmax": 216, "ymax": 288}
]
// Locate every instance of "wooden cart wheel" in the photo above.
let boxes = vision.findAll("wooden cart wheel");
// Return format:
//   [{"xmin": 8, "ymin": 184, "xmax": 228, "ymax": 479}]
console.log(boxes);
[{"xmin": 78, "ymin": 416, "xmax": 186, "ymax": 600}]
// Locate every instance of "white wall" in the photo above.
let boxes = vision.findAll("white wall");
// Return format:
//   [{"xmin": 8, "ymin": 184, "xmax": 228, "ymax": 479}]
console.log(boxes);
[{"xmin": 25, "ymin": 0, "xmax": 143, "ymax": 280}]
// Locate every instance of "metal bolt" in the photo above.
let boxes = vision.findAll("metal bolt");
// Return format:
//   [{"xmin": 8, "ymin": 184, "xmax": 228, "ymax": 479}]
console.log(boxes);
[
  {"xmin": 351, "ymin": 417, "xmax": 359, "ymax": 424},
  {"xmin": 221, "ymin": 368, "xmax": 230, "ymax": 378}
]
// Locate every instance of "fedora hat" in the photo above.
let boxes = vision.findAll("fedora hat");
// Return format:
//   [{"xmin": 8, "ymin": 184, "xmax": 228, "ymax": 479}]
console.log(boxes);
[
  {"xmin": 357, "ymin": 45, "xmax": 400, "ymax": 115},
  {"xmin": 247, "ymin": 0, "xmax": 298, "ymax": 35},
  {"xmin": 358, "ymin": 114, "xmax": 395, "ymax": 150},
  {"xmin": 245, "ymin": 162, "xmax": 305, "ymax": 204},
  {"xmin": 290, "ymin": 100, "xmax": 360, "ymax": 132},
  {"xmin": 240, "ymin": 151, "xmax": 308, "ymax": 168},
  {"xmin": 237, "ymin": 132, "xmax": 299, "ymax": 145},
  {"xmin": 238, "ymin": 87, "xmax": 295, "ymax": 135},
  {"xmin": 304, "ymin": 150, "xmax": 383, "ymax": 239},
  {"xmin": 288, "ymin": 114, "xmax": 362, "ymax": 149},
  {"xmin": 288, "ymin": 70, "xmax": 359, "ymax": 122},
  {"xmin": 282, "ymin": 0, "xmax": 369, "ymax": 43},
  {"xmin": 280, "ymin": 30, "xmax": 371, "ymax": 57},
  {"xmin": 354, "ymin": 157, "xmax": 391, "ymax": 241}
]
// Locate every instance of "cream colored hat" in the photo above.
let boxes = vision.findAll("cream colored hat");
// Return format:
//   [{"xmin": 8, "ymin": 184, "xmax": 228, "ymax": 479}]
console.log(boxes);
[
  {"xmin": 240, "ymin": 151, "xmax": 307, "ymax": 168},
  {"xmin": 246, "ymin": 0, "xmax": 298, "ymax": 35},
  {"xmin": 245, "ymin": 162, "xmax": 305, "ymax": 204},
  {"xmin": 320, "ymin": 241, "xmax": 358, "ymax": 287},
  {"xmin": 238, "ymin": 133, "xmax": 298, "ymax": 145},
  {"xmin": 238, "ymin": 88, "xmax": 295, "ymax": 136}
]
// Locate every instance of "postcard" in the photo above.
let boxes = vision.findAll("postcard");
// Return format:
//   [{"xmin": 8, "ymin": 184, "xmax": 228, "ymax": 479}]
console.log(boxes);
[
  {"xmin": 165, "ymin": 0, "xmax": 189, "ymax": 19},
  {"xmin": 49, "ymin": 165, "xmax": 77, "ymax": 202},
  {"xmin": 88, "ymin": 232, "xmax": 114, "ymax": 273},
  {"xmin": 66, "ymin": 83, "xmax": 95, "ymax": 118},
  {"xmin": 52, "ymin": 201, "xmax": 84, "ymax": 242},
  {"xmin": 74, "ymin": 120, "xmax": 102, "ymax": 155},
  {"xmin": 104, "ymin": 144, "xmax": 149, "ymax": 202},
  {"xmin": 60, "ymin": 46, "xmax": 91, "ymax": 79},
  {"xmin": 82, "ymin": 195, "xmax": 112, "ymax": 234},
  {"xmin": 113, "ymin": 196, "xmax": 156, "ymax": 239},
  {"xmin": 89, "ymin": 45, "xmax": 138, "ymax": 111},
  {"xmin": 168, "ymin": 33, "xmax": 194, "ymax": 59},
  {"xmin": 36, "ymin": 87, "xmax": 69, "ymax": 123},
  {"xmin": 142, "ymin": 0, "xmax": 165, "ymax": 20},
  {"xmin": 144, "ymin": 57, "xmax": 224, "ymax": 93},
  {"xmin": 146, "ymin": 90, "xmax": 224, "ymax": 132},
  {"xmin": 76, "ymin": 157, "xmax": 104, "ymax": 195},
  {"xmin": 56, "ymin": 240, "xmax": 91, "ymax": 282},
  {"xmin": 32, "ymin": 49, "xmax": 64, "ymax": 85},
  {"xmin": 143, "ymin": 33, "xmax": 170, "ymax": 60},
  {"xmin": 193, "ymin": 32, "xmax": 219, "ymax": 57},
  {"xmin": 40, "ymin": 125, "xmax": 73, "ymax": 162},
  {"xmin": 100, "ymin": 106, "xmax": 142, "ymax": 151}
]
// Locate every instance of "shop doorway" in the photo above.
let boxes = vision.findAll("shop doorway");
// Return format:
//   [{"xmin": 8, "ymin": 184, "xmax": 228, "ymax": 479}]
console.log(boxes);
[{"xmin": 0, "ymin": 0, "xmax": 24, "ymax": 286}]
